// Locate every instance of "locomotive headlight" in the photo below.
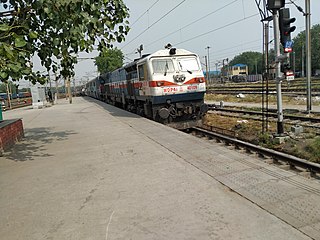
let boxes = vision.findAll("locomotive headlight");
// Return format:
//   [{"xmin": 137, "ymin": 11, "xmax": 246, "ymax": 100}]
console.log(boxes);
[
  {"xmin": 199, "ymin": 78, "xmax": 204, "ymax": 83},
  {"xmin": 157, "ymin": 81, "xmax": 164, "ymax": 87},
  {"xmin": 181, "ymin": 74, "xmax": 186, "ymax": 81}
]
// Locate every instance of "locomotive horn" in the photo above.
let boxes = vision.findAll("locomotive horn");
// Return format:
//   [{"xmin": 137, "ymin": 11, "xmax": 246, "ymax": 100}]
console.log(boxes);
[{"xmin": 165, "ymin": 43, "xmax": 172, "ymax": 49}]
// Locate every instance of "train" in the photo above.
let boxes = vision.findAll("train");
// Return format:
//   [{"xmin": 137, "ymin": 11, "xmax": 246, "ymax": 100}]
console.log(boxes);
[
  {"xmin": 84, "ymin": 47, "xmax": 208, "ymax": 129},
  {"xmin": 0, "ymin": 92, "xmax": 32, "ymax": 100}
]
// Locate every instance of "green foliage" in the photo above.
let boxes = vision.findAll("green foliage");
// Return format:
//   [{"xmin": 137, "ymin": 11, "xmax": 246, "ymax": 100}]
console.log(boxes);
[
  {"xmin": 258, "ymin": 133, "xmax": 274, "ymax": 148},
  {"xmin": 292, "ymin": 24, "xmax": 320, "ymax": 73},
  {"xmin": 228, "ymin": 51, "xmax": 263, "ymax": 74},
  {"xmin": 0, "ymin": 82, "xmax": 6, "ymax": 93},
  {"xmin": 304, "ymin": 137, "xmax": 320, "ymax": 163},
  {"xmin": 95, "ymin": 48, "xmax": 124, "ymax": 74},
  {"xmin": 0, "ymin": 81, "xmax": 18, "ymax": 94},
  {"xmin": 0, "ymin": 0, "xmax": 130, "ymax": 84}
]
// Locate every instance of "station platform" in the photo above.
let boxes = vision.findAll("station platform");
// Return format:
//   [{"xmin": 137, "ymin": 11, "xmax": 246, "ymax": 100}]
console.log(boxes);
[{"xmin": 1, "ymin": 97, "xmax": 320, "ymax": 240}]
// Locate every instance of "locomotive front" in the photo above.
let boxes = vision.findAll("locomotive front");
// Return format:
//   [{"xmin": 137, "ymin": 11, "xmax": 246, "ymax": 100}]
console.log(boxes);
[{"xmin": 140, "ymin": 48, "xmax": 208, "ymax": 128}]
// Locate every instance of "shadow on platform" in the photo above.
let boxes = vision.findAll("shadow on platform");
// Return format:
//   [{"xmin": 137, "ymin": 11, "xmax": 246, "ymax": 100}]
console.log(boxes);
[
  {"xmin": 3, "ymin": 127, "xmax": 77, "ymax": 162},
  {"xmin": 83, "ymin": 97, "xmax": 143, "ymax": 119}
]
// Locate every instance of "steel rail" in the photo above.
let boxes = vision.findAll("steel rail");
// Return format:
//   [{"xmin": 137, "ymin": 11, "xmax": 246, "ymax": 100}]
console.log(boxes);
[{"xmin": 190, "ymin": 126, "xmax": 320, "ymax": 174}]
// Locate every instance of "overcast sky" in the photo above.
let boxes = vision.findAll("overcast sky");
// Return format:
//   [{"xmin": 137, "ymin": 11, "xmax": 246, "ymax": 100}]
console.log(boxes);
[{"xmin": 31, "ymin": 0, "xmax": 320, "ymax": 86}]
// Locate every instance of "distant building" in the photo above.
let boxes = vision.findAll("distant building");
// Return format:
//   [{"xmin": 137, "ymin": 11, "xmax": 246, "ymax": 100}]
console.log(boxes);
[{"xmin": 227, "ymin": 64, "xmax": 248, "ymax": 77}]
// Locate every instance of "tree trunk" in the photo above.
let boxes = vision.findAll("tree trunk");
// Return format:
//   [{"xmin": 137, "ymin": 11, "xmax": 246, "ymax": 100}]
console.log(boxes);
[{"xmin": 67, "ymin": 77, "xmax": 72, "ymax": 104}]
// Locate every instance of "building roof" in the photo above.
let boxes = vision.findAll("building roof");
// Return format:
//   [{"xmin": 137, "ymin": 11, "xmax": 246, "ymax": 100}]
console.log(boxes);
[{"xmin": 233, "ymin": 64, "xmax": 247, "ymax": 67}]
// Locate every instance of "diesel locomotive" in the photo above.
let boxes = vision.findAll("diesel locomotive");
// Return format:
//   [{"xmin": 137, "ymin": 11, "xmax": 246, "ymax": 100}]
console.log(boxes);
[{"xmin": 85, "ymin": 47, "xmax": 208, "ymax": 129}]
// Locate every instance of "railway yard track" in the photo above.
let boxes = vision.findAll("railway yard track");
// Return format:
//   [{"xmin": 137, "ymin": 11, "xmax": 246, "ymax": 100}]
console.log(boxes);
[
  {"xmin": 207, "ymin": 105, "xmax": 320, "ymax": 130},
  {"xmin": 207, "ymin": 88, "xmax": 320, "ymax": 96},
  {"xmin": 207, "ymin": 78, "xmax": 320, "ymax": 96}
]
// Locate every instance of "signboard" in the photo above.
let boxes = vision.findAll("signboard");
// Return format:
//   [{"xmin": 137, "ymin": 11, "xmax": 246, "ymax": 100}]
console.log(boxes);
[
  {"xmin": 284, "ymin": 40, "xmax": 293, "ymax": 53},
  {"xmin": 285, "ymin": 70, "xmax": 294, "ymax": 81}
]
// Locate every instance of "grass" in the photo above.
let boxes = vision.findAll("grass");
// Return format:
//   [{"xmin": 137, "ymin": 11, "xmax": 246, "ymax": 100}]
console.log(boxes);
[
  {"xmin": 205, "ymin": 93, "xmax": 307, "ymax": 105},
  {"xmin": 204, "ymin": 111, "xmax": 320, "ymax": 163}
]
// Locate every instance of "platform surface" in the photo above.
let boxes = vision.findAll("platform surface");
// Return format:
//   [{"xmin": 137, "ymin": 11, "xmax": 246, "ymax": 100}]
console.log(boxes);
[{"xmin": 1, "ymin": 97, "xmax": 320, "ymax": 240}]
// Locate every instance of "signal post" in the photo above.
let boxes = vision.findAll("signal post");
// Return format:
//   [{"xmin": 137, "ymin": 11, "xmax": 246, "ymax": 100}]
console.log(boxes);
[{"xmin": 267, "ymin": 0, "xmax": 296, "ymax": 135}]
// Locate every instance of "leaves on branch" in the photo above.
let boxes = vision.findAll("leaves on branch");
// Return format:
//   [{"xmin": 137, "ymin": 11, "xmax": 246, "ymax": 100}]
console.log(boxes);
[{"xmin": 0, "ymin": 0, "xmax": 130, "ymax": 84}]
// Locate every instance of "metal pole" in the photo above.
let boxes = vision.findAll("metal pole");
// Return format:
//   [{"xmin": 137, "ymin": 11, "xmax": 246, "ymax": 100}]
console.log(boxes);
[
  {"xmin": 273, "ymin": 10, "xmax": 284, "ymax": 135},
  {"xmin": 263, "ymin": 22, "xmax": 270, "ymax": 133},
  {"xmin": 306, "ymin": 0, "xmax": 312, "ymax": 112},
  {"xmin": 205, "ymin": 56, "xmax": 208, "ymax": 82},
  {"xmin": 292, "ymin": 51, "xmax": 296, "ymax": 74},
  {"xmin": 301, "ymin": 44, "xmax": 305, "ymax": 78},
  {"xmin": 206, "ymin": 46, "xmax": 210, "ymax": 82}
]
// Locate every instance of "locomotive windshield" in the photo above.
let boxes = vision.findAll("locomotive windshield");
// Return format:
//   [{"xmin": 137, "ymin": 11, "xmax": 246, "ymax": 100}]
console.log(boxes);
[
  {"xmin": 152, "ymin": 59, "xmax": 175, "ymax": 74},
  {"xmin": 177, "ymin": 57, "xmax": 200, "ymax": 72}
]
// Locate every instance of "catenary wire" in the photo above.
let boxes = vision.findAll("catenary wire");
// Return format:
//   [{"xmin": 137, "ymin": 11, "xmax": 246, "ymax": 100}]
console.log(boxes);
[
  {"xmin": 130, "ymin": 0, "xmax": 160, "ymax": 27},
  {"xmin": 174, "ymin": 13, "xmax": 259, "ymax": 46},
  {"xmin": 145, "ymin": 0, "xmax": 239, "ymax": 48},
  {"xmin": 121, "ymin": 0, "xmax": 187, "ymax": 50}
]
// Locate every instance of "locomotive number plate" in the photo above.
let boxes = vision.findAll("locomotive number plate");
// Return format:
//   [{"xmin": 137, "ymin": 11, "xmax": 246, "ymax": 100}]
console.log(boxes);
[{"xmin": 163, "ymin": 87, "xmax": 179, "ymax": 93}]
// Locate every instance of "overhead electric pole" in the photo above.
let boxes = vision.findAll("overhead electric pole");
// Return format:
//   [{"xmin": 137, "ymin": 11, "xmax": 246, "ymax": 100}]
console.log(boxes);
[
  {"xmin": 206, "ymin": 46, "xmax": 210, "ymax": 82},
  {"xmin": 305, "ymin": 0, "xmax": 311, "ymax": 112},
  {"xmin": 205, "ymin": 56, "xmax": 208, "ymax": 82}
]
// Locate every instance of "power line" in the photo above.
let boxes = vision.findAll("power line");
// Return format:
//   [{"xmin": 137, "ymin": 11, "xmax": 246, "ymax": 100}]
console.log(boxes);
[
  {"xmin": 210, "ymin": 44, "xmax": 262, "ymax": 63},
  {"xmin": 145, "ymin": 0, "xmax": 239, "ymax": 48},
  {"xmin": 130, "ymin": 0, "xmax": 160, "ymax": 27},
  {"xmin": 121, "ymin": 0, "xmax": 187, "ymax": 50},
  {"xmin": 211, "ymin": 38, "xmax": 262, "ymax": 54},
  {"xmin": 174, "ymin": 13, "xmax": 259, "ymax": 46}
]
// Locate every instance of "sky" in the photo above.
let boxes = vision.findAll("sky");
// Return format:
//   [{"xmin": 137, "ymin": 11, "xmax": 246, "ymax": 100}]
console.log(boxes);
[{"xmin": 27, "ymin": 0, "xmax": 320, "ymax": 87}]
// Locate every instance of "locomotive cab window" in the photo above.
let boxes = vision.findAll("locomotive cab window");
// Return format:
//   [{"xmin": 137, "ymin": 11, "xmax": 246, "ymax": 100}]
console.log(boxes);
[
  {"xmin": 177, "ymin": 57, "xmax": 200, "ymax": 72},
  {"xmin": 151, "ymin": 59, "xmax": 174, "ymax": 74},
  {"xmin": 138, "ymin": 64, "xmax": 149, "ymax": 81}
]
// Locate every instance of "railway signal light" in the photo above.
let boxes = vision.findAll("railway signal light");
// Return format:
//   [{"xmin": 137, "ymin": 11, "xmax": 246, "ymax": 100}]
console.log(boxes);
[{"xmin": 279, "ymin": 8, "xmax": 296, "ymax": 51}]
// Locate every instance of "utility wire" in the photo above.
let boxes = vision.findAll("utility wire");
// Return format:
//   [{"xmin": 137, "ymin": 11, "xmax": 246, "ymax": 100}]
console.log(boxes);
[
  {"xmin": 145, "ymin": 0, "xmax": 239, "ymax": 48},
  {"xmin": 121, "ymin": 0, "xmax": 187, "ymax": 50},
  {"xmin": 288, "ymin": 0, "xmax": 305, "ymax": 15},
  {"xmin": 174, "ymin": 13, "xmax": 259, "ymax": 46},
  {"xmin": 210, "ymin": 44, "xmax": 262, "ymax": 63},
  {"xmin": 212, "ymin": 39, "xmax": 262, "ymax": 54},
  {"xmin": 130, "ymin": 0, "xmax": 160, "ymax": 27}
]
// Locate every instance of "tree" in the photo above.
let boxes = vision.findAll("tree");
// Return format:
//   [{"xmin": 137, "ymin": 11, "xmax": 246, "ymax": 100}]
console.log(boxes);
[
  {"xmin": 292, "ymin": 24, "xmax": 320, "ymax": 74},
  {"xmin": 228, "ymin": 51, "xmax": 263, "ymax": 75},
  {"xmin": 0, "ymin": 81, "xmax": 18, "ymax": 94},
  {"xmin": 0, "ymin": 0, "xmax": 130, "ymax": 84},
  {"xmin": 95, "ymin": 48, "xmax": 124, "ymax": 74}
]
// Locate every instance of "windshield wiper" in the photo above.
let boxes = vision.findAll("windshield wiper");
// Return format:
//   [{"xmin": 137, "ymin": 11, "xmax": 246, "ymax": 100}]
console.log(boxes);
[
  {"xmin": 164, "ymin": 61, "xmax": 168, "ymax": 76},
  {"xmin": 179, "ymin": 62, "xmax": 192, "ymax": 74}
]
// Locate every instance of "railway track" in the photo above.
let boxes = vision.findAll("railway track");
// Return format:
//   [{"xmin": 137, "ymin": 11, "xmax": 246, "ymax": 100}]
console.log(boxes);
[
  {"xmin": 188, "ymin": 126, "xmax": 320, "ymax": 176},
  {"xmin": 207, "ymin": 89, "xmax": 320, "ymax": 96},
  {"xmin": 207, "ymin": 105, "xmax": 320, "ymax": 129}
]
